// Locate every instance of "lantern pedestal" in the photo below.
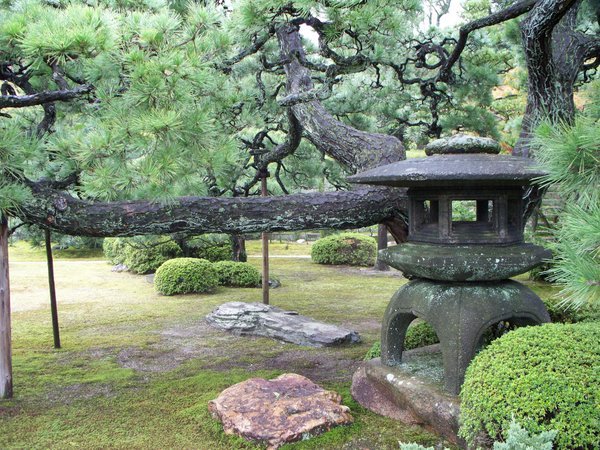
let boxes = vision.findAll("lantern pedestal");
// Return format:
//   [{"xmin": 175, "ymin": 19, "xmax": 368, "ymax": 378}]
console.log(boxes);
[{"xmin": 381, "ymin": 279, "xmax": 550, "ymax": 394}]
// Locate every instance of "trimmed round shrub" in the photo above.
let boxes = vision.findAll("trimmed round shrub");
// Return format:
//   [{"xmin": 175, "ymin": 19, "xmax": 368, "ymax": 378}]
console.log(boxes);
[
  {"xmin": 213, "ymin": 261, "xmax": 261, "ymax": 287},
  {"xmin": 311, "ymin": 232, "xmax": 376, "ymax": 266},
  {"xmin": 459, "ymin": 322, "xmax": 600, "ymax": 449},
  {"xmin": 154, "ymin": 258, "xmax": 218, "ymax": 296}
]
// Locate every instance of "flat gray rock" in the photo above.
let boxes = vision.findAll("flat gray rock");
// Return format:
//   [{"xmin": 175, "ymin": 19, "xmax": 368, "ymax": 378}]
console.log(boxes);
[{"xmin": 206, "ymin": 302, "xmax": 361, "ymax": 347}]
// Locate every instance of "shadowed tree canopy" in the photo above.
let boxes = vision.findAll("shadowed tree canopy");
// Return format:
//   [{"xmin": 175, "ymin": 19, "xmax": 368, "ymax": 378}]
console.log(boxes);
[{"xmin": 0, "ymin": 0, "xmax": 598, "ymax": 238}]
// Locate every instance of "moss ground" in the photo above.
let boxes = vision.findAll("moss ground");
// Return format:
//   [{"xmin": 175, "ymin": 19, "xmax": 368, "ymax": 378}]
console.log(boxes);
[{"xmin": 0, "ymin": 241, "xmax": 558, "ymax": 449}]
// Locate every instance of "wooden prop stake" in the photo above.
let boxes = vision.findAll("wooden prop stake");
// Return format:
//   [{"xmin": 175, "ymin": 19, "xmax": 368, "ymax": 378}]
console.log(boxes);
[
  {"xmin": 45, "ymin": 229, "xmax": 61, "ymax": 349},
  {"xmin": 261, "ymin": 173, "xmax": 270, "ymax": 305},
  {"xmin": 0, "ymin": 215, "xmax": 13, "ymax": 399}
]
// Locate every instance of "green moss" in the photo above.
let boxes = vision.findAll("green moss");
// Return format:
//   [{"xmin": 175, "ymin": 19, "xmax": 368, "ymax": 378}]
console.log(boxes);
[
  {"xmin": 5, "ymin": 253, "xmax": 553, "ymax": 449},
  {"xmin": 154, "ymin": 258, "xmax": 219, "ymax": 295},
  {"xmin": 213, "ymin": 261, "xmax": 261, "ymax": 287},
  {"xmin": 459, "ymin": 322, "xmax": 600, "ymax": 449},
  {"xmin": 311, "ymin": 233, "xmax": 376, "ymax": 266}
]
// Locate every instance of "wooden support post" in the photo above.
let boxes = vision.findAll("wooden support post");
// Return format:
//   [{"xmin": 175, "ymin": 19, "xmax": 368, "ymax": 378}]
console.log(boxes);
[
  {"xmin": 261, "ymin": 172, "xmax": 270, "ymax": 305},
  {"xmin": 45, "ymin": 229, "xmax": 61, "ymax": 349},
  {"xmin": 0, "ymin": 215, "xmax": 13, "ymax": 399}
]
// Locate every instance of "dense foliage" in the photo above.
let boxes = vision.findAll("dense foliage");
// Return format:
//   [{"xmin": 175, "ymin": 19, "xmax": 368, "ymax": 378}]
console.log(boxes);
[
  {"xmin": 400, "ymin": 420, "xmax": 556, "ymax": 449},
  {"xmin": 154, "ymin": 257, "xmax": 218, "ymax": 296},
  {"xmin": 459, "ymin": 322, "xmax": 600, "ymax": 449},
  {"xmin": 213, "ymin": 261, "xmax": 261, "ymax": 287},
  {"xmin": 103, "ymin": 236, "xmax": 182, "ymax": 274},
  {"xmin": 533, "ymin": 91, "xmax": 600, "ymax": 308},
  {"xmin": 311, "ymin": 233, "xmax": 377, "ymax": 266},
  {"xmin": 186, "ymin": 239, "xmax": 232, "ymax": 262}
]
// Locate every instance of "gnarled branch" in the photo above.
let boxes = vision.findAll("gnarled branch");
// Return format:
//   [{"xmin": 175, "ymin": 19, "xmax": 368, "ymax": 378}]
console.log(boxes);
[{"xmin": 0, "ymin": 84, "xmax": 93, "ymax": 109}]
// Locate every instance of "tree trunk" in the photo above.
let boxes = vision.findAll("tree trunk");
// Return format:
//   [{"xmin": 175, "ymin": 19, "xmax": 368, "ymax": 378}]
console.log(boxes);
[
  {"xmin": 374, "ymin": 224, "xmax": 390, "ymax": 271},
  {"xmin": 276, "ymin": 25, "xmax": 405, "ymax": 172},
  {"xmin": 0, "ymin": 215, "xmax": 12, "ymax": 399},
  {"xmin": 231, "ymin": 235, "xmax": 247, "ymax": 262},
  {"xmin": 19, "ymin": 183, "xmax": 408, "ymax": 238},
  {"xmin": 515, "ymin": 0, "xmax": 590, "ymax": 155}
]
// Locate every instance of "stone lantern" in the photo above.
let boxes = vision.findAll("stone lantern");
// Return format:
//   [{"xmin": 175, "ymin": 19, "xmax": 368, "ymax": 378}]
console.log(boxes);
[{"xmin": 348, "ymin": 135, "xmax": 552, "ymax": 394}]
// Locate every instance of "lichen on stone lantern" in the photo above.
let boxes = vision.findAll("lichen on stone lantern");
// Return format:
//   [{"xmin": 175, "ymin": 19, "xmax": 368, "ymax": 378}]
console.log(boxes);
[{"xmin": 348, "ymin": 134, "xmax": 552, "ymax": 395}]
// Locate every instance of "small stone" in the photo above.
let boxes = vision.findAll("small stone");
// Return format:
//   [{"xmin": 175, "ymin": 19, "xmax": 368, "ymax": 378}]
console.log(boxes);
[
  {"xmin": 209, "ymin": 373, "xmax": 353, "ymax": 449},
  {"xmin": 425, "ymin": 134, "xmax": 500, "ymax": 155},
  {"xmin": 296, "ymin": 239, "xmax": 306, "ymax": 244},
  {"xmin": 111, "ymin": 263, "xmax": 129, "ymax": 272},
  {"xmin": 206, "ymin": 302, "xmax": 361, "ymax": 347}
]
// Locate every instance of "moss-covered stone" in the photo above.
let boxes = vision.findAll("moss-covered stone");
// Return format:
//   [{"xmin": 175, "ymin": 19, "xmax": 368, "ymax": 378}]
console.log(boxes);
[
  {"xmin": 424, "ymin": 134, "xmax": 501, "ymax": 155},
  {"xmin": 380, "ymin": 242, "xmax": 551, "ymax": 281}
]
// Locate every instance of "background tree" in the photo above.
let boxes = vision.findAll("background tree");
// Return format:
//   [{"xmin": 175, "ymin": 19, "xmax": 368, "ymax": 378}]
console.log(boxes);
[{"xmin": 0, "ymin": 0, "xmax": 597, "ymax": 239}]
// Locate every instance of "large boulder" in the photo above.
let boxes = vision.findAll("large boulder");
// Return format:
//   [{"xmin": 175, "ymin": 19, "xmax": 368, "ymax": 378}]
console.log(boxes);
[
  {"xmin": 208, "ymin": 373, "xmax": 353, "ymax": 449},
  {"xmin": 206, "ymin": 302, "xmax": 360, "ymax": 347}
]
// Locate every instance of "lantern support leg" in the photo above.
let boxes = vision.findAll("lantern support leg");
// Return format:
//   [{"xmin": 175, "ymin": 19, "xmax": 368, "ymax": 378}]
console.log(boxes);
[{"xmin": 381, "ymin": 279, "xmax": 551, "ymax": 395}]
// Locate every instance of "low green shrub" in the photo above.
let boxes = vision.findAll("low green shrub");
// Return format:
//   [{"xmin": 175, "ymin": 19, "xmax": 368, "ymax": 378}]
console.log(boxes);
[
  {"xmin": 404, "ymin": 321, "xmax": 439, "ymax": 349},
  {"xmin": 213, "ymin": 261, "xmax": 261, "ymax": 287},
  {"xmin": 364, "ymin": 321, "xmax": 439, "ymax": 360},
  {"xmin": 184, "ymin": 235, "xmax": 232, "ymax": 262},
  {"xmin": 399, "ymin": 420, "xmax": 556, "ymax": 450},
  {"xmin": 543, "ymin": 295, "xmax": 600, "ymax": 323},
  {"xmin": 123, "ymin": 238, "xmax": 182, "ymax": 274},
  {"xmin": 460, "ymin": 322, "xmax": 600, "ymax": 449},
  {"xmin": 102, "ymin": 236, "xmax": 182, "ymax": 273},
  {"xmin": 102, "ymin": 237, "xmax": 128, "ymax": 264},
  {"xmin": 363, "ymin": 341, "xmax": 381, "ymax": 361},
  {"xmin": 154, "ymin": 258, "xmax": 218, "ymax": 296},
  {"xmin": 311, "ymin": 232, "xmax": 376, "ymax": 266}
]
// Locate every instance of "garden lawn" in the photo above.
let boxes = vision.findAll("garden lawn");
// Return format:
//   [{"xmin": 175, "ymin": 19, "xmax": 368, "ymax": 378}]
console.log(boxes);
[{"xmin": 0, "ymin": 242, "xmax": 557, "ymax": 449}]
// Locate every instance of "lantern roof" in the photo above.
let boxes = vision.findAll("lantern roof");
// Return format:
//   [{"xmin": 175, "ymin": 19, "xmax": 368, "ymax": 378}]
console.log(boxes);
[{"xmin": 348, "ymin": 135, "xmax": 547, "ymax": 188}]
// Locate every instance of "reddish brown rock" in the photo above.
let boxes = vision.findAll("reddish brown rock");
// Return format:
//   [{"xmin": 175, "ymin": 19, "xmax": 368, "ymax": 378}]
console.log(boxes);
[{"xmin": 208, "ymin": 373, "xmax": 353, "ymax": 449}]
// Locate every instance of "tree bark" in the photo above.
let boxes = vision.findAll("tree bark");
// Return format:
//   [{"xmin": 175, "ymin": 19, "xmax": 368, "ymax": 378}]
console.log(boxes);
[
  {"xmin": 515, "ymin": 0, "xmax": 590, "ymax": 155},
  {"xmin": 0, "ymin": 215, "xmax": 12, "ymax": 399},
  {"xmin": 374, "ymin": 224, "xmax": 390, "ymax": 271},
  {"xmin": 18, "ymin": 182, "xmax": 408, "ymax": 238},
  {"xmin": 231, "ymin": 235, "xmax": 247, "ymax": 262},
  {"xmin": 276, "ymin": 25, "xmax": 405, "ymax": 172}
]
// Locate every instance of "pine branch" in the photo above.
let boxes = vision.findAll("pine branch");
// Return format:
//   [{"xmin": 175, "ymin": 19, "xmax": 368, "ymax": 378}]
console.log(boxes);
[
  {"xmin": 0, "ymin": 84, "xmax": 93, "ymax": 109},
  {"xmin": 439, "ymin": 0, "xmax": 539, "ymax": 81}
]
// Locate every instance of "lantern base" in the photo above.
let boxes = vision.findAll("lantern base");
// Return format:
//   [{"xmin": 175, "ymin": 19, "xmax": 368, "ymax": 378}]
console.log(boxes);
[{"xmin": 381, "ymin": 279, "xmax": 550, "ymax": 395}]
